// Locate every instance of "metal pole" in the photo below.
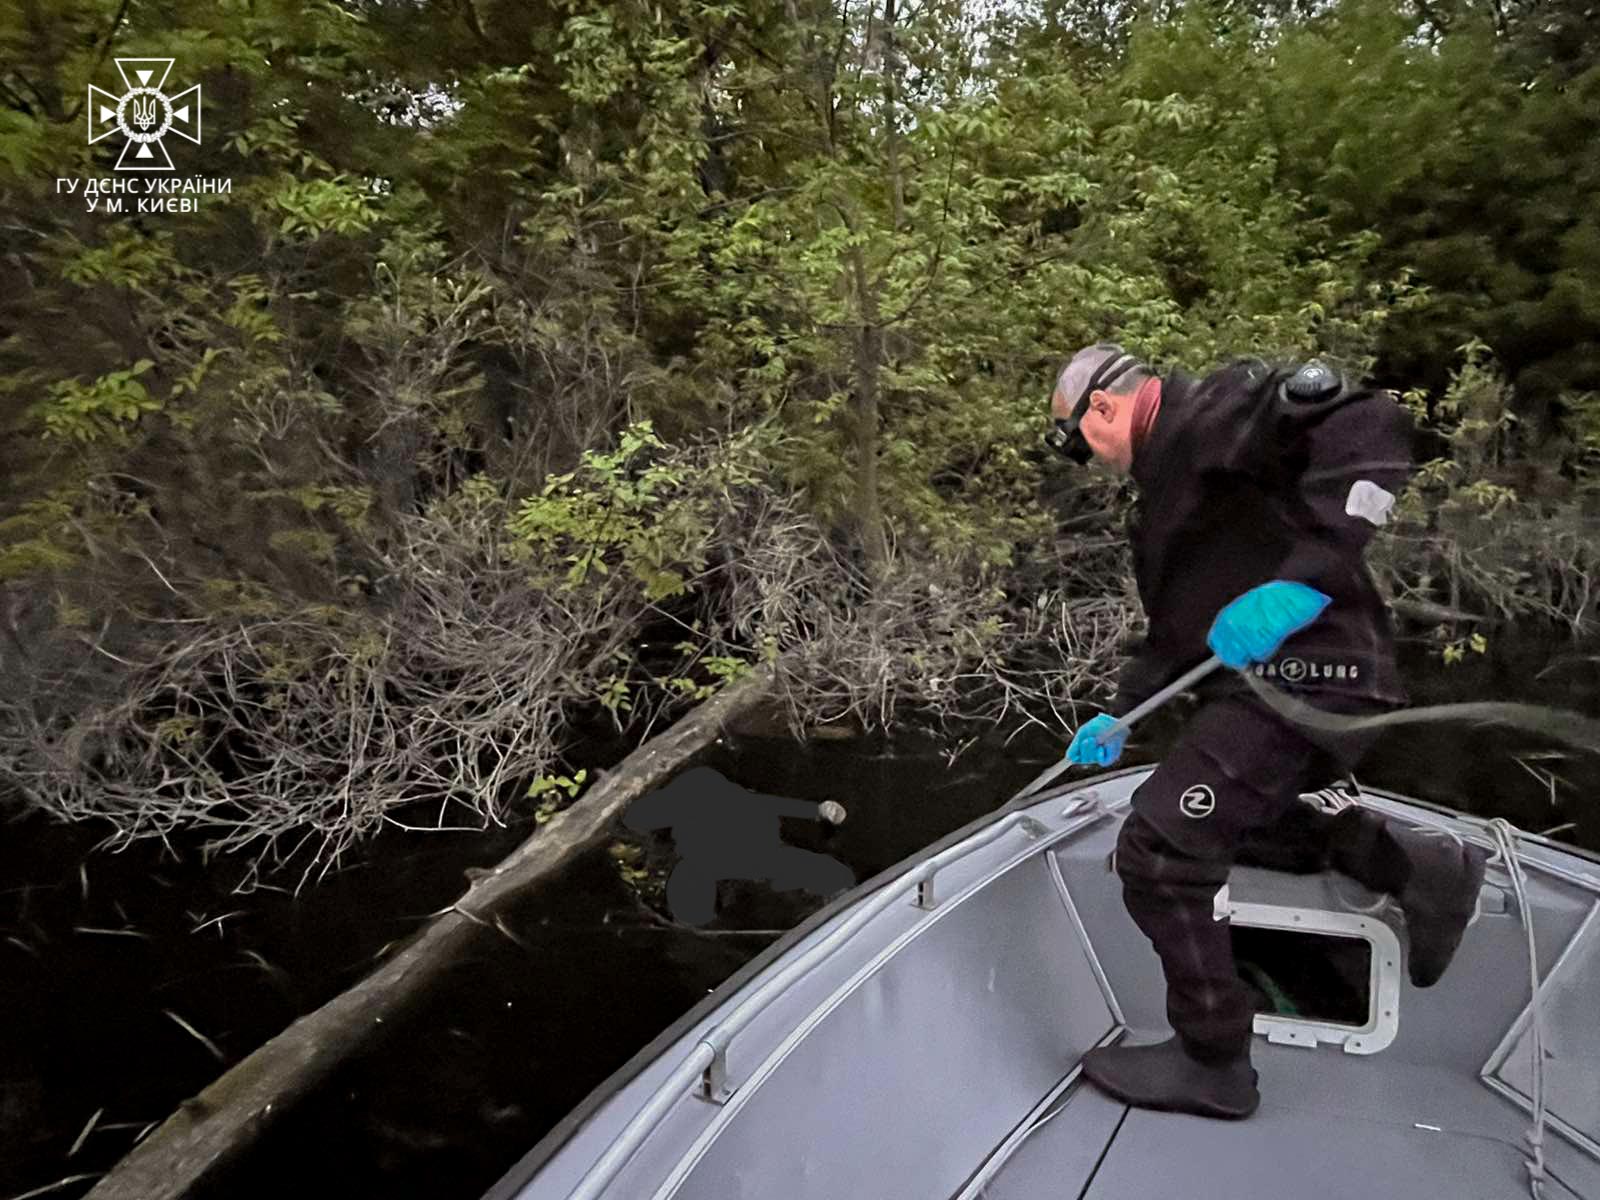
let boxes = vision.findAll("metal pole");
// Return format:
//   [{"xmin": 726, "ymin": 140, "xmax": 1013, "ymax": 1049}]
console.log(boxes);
[{"xmin": 1011, "ymin": 655, "xmax": 1226, "ymax": 802}]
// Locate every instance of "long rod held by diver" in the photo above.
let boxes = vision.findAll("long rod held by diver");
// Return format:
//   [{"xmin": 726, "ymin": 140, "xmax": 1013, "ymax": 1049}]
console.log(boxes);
[{"xmin": 1012, "ymin": 655, "xmax": 1225, "ymax": 802}]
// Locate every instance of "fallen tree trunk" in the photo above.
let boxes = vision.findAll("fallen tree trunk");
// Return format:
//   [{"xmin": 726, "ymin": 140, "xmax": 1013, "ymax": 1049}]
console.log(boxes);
[
  {"xmin": 88, "ymin": 664, "xmax": 780, "ymax": 1200},
  {"xmin": 1390, "ymin": 597, "xmax": 1500, "ymax": 626}
]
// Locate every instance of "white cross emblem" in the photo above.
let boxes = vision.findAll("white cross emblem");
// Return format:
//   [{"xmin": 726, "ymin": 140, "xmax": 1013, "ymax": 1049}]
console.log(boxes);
[{"xmin": 87, "ymin": 58, "xmax": 202, "ymax": 172}]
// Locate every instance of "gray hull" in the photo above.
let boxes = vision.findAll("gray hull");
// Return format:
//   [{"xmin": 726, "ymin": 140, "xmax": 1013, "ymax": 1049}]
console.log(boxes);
[{"xmin": 487, "ymin": 767, "xmax": 1600, "ymax": 1200}]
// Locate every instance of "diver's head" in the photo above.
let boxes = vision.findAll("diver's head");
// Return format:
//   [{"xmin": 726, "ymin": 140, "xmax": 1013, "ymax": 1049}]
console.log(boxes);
[{"xmin": 1046, "ymin": 343, "xmax": 1152, "ymax": 476}]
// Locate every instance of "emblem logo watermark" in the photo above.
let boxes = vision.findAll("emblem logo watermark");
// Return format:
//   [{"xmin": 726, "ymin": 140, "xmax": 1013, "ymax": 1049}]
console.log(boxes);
[
  {"xmin": 87, "ymin": 58, "xmax": 201, "ymax": 171},
  {"xmin": 59, "ymin": 57, "xmax": 230, "ymax": 214}
]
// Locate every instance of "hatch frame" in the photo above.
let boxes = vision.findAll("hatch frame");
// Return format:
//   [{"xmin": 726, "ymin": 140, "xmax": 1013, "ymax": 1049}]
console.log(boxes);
[{"xmin": 1218, "ymin": 887, "xmax": 1404, "ymax": 1055}]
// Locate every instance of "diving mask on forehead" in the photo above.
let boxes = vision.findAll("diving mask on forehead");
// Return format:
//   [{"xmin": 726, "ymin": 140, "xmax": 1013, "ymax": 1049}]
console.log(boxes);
[{"xmin": 1045, "ymin": 345, "xmax": 1144, "ymax": 466}]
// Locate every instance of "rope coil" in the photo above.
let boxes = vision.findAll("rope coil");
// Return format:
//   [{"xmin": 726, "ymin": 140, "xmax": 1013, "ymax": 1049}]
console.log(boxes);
[{"xmin": 1318, "ymin": 803, "xmax": 1547, "ymax": 1196}]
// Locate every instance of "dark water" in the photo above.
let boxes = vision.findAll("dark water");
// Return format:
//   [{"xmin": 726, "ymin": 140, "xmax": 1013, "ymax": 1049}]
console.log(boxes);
[{"xmin": 2, "ymin": 633, "xmax": 1597, "ymax": 1200}]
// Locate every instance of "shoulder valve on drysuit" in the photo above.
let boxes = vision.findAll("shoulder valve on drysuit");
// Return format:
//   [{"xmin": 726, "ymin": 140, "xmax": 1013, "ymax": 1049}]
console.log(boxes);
[
  {"xmin": 1282, "ymin": 361, "xmax": 1343, "ymax": 404},
  {"xmin": 1257, "ymin": 359, "xmax": 1361, "ymax": 462}
]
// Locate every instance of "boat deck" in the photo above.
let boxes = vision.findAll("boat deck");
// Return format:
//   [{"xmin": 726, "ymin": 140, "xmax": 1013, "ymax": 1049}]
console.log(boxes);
[
  {"xmin": 979, "ymin": 1044, "xmax": 1575, "ymax": 1200},
  {"xmin": 491, "ymin": 768, "xmax": 1600, "ymax": 1200}
]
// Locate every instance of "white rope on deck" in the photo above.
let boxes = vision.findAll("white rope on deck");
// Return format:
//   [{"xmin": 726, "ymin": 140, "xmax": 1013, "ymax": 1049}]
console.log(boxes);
[
  {"xmin": 1302, "ymin": 788, "xmax": 1551, "ymax": 1198},
  {"xmin": 1486, "ymin": 817, "xmax": 1549, "ymax": 1200},
  {"xmin": 1314, "ymin": 775, "xmax": 1398, "ymax": 919}
]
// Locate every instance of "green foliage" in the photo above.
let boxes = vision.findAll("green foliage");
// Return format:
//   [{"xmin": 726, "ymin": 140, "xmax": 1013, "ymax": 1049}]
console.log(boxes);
[
  {"xmin": 653, "ymin": 639, "xmax": 759, "ymax": 700},
  {"xmin": 292, "ymin": 485, "xmax": 374, "ymax": 533},
  {"xmin": 608, "ymin": 840, "xmax": 651, "ymax": 888},
  {"xmin": 0, "ymin": 495, "xmax": 80, "ymax": 580},
  {"xmin": 264, "ymin": 173, "xmax": 379, "ymax": 238},
  {"xmin": 267, "ymin": 528, "xmax": 339, "ymax": 560},
  {"xmin": 1441, "ymin": 632, "xmax": 1489, "ymax": 666},
  {"xmin": 37, "ymin": 360, "xmax": 161, "ymax": 444},
  {"xmin": 529, "ymin": 768, "xmax": 590, "ymax": 812},
  {"xmin": 198, "ymin": 579, "xmax": 292, "ymax": 621},
  {"xmin": 220, "ymin": 276, "xmax": 287, "ymax": 347},
  {"xmin": 507, "ymin": 422, "xmax": 760, "ymax": 599},
  {"xmin": 59, "ymin": 231, "xmax": 185, "ymax": 290},
  {"xmin": 1375, "ymin": 342, "xmax": 1598, "ymax": 636},
  {"xmin": 2, "ymin": 0, "xmax": 1596, "ymax": 863}
]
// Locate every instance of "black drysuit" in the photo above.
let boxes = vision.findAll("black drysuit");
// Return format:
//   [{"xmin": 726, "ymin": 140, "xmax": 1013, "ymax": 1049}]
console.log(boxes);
[
  {"xmin": 1115, "ymin": 357, "xmax": 1414, "ymax": 721},
  {"xmin": 1109, "ymin": 359, "xmax": 1420, "ymax": 1064}
]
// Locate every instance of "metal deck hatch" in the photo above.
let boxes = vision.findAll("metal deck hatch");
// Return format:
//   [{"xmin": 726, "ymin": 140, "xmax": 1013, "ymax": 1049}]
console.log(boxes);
[{"xmin": 1216, "ymin": 887, "xmax": 1403, "ymax": 1054}]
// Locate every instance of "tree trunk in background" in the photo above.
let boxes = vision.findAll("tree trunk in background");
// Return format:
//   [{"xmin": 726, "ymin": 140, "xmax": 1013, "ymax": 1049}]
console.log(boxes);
[
  {"xmin": 853, "ymin": 318, "xmax": 889, "ymax": 577},
  {"xmin": 857, "ymin": 0, "xmax": 906, "ymax": 582},
  {"xmin": 881, "ymin": 0, "xmax": 905, "ymax": 233}
]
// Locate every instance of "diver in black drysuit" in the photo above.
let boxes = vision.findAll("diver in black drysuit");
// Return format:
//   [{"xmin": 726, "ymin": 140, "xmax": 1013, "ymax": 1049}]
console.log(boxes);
[
  {"xmin": 1050, "ymin": 345, "xmax": 1489, "ymax": 1120},
  {"xmin": 624, "ymin": 766, "xmax": 854, "ymax": 927}
]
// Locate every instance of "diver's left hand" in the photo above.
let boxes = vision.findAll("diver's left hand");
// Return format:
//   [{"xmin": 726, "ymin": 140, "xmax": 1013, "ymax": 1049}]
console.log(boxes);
[{"xmin": 1207, "ymin": 580, "xmax": 1332, "ymax": 670}]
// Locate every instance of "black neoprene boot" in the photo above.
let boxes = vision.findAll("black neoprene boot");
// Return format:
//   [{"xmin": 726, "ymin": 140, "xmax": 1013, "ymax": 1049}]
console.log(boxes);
[
  {"xmin": 1392, "ymin": 828, "xmax": 1490, "ymax": 988},
  {"xmin": 1080, "ymin": 1036, "xmax": 1259, "ymax": 1120},
  {"xmin": 1326, "ymin": 808, "xmax": 1489, "ymax": 988}
]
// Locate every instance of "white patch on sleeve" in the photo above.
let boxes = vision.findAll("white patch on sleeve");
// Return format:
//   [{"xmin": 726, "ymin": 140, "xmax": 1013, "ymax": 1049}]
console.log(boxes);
[{"xmin": 1346, "ymin": 479, "xmax": 1396, "ymax": 526}]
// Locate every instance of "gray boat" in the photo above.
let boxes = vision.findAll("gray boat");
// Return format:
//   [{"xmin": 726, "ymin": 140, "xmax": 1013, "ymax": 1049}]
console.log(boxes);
[{"xmin": 486, "ymin": 765, "xmax": 1600, "ymax": 1200}]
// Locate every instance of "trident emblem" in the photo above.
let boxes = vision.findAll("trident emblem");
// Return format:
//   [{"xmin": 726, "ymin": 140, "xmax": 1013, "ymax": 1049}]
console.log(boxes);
[
  {"xmin": 86, "ymin": 58, "xmax": 202, "ymax": 172},
  {"xmin": 131, "ymin": 94, "xmax": 160, "ymax": 131}
]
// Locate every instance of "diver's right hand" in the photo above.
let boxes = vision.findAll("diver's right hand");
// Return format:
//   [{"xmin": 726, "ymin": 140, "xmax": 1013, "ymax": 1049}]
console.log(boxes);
[{"xmin": 1066, "ymin": 713, "xmax": 1127, "ymax": 767}]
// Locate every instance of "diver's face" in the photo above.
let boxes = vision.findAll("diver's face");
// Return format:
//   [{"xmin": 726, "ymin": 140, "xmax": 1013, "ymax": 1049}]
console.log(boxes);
[{"xmin": 1052, "ymin": 387, "xmax": 1134, "ymax": 475}]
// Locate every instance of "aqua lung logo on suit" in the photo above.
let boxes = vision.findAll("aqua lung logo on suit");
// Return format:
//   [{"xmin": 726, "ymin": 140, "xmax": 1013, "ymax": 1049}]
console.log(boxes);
[
  {"xmin": 1179, "ymin": 785, "xmax": 1215, "ymax": 820},
  {"xmin": 87, "ymin": 58, "xmax": 201, "ymax": 171},
  {"xmin": 1252, "ymin": 657, "xmax": 1361, "ymax": 683}
]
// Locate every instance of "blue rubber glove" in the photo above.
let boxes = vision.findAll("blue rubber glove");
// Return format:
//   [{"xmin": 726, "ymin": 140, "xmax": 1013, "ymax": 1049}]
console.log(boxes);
[
  {"xmin": 1206, "ymin": 580, "xmax": 1333, "ymax": 670},
  {"xmin": 1066, "ymin": 714, "xmax": 1127, "ymax": 767}
]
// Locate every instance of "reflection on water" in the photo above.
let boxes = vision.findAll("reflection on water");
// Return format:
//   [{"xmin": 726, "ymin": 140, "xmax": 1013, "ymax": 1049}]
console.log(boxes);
[{"xmin": 2, "ymin": 634, "xmax": 1596, "ymax": 1200}]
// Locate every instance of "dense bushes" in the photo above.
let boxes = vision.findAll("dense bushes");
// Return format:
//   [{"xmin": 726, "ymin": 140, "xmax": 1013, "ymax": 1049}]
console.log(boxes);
[{"xmin": 0, "ymin": 0, "xmax": 1593, "ymax": 867}]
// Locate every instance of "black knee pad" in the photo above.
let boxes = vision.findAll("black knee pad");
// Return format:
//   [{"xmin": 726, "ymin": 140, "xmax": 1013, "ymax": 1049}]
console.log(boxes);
[
  {"xmin": 1114, "ymin": 811, "xmax": 1173, "ymax": 885},
  {"xmin": 1115, "ymin": 811, "xmax": 1229, "ymax": 890}
]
